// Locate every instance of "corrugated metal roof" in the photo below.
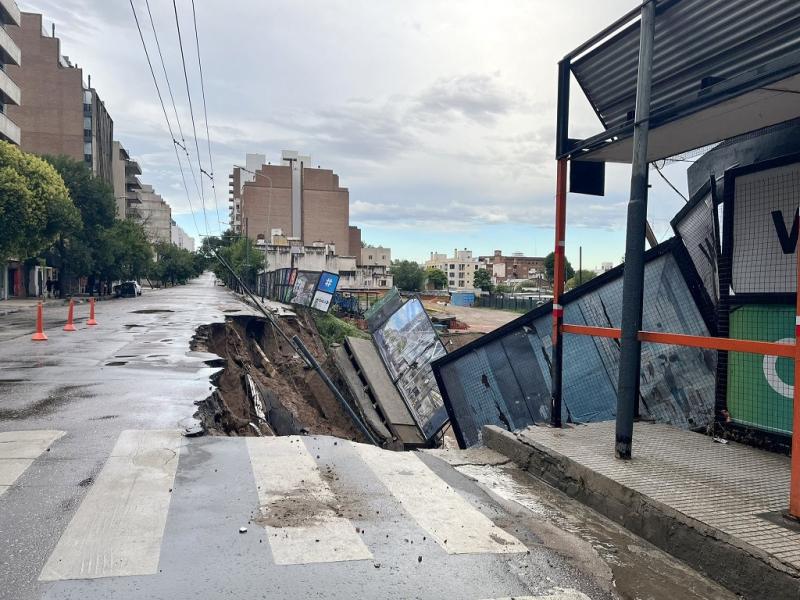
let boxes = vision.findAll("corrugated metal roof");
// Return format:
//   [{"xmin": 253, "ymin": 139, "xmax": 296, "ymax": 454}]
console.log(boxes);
[{"xmin": 572, "ymin": 0, "xmax": 800, "ymax": 132}]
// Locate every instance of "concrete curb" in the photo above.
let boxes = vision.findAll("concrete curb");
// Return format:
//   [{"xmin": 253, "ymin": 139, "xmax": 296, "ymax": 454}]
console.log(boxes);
[{"xmin": 483, "ymin": 425, "xmax": 800, "ymax": 600}]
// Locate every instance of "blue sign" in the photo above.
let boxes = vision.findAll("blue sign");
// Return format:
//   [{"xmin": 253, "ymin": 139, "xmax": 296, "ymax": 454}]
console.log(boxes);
[{"xmin": 317, "ymin": 272, "xmax": 339, "ymax": 294}]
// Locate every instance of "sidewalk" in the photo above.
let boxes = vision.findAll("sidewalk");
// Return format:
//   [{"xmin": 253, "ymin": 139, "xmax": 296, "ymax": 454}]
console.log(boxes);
[{"xmin": 484, "ymin": 421, "xmax": 800, "ymax": 599}]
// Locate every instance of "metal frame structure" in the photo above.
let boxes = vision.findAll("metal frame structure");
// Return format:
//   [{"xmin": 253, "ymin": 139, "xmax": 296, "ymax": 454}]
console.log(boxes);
[{"xmin": 551, "ymin": 0, "xmax": 800, "ymax": 517}]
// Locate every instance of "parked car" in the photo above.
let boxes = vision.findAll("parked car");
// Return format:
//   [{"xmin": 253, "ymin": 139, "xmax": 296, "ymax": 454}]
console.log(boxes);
[{"xmin": 114, "ymin": 281, "xmax": 142, "ymax": 298}]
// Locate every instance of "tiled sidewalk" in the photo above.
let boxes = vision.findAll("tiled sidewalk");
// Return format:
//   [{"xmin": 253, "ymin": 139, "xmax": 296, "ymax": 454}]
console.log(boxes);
[{"xmin": 514, "ymin": 421, "xmax": 800, "ymax": 572}]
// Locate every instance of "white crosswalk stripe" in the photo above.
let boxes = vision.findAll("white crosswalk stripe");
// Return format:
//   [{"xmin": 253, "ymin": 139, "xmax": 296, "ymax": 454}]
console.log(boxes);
[
  {"xmin": 246, "ymin": 436, "xmax": 373, "ymax": 565},
  {"xmin": 0, "ymin": 430, "xmax": 64, "ymax": 496},
  {"xmin": 39, "ymin": 429, "xmax": 182, "ymax": 581},
  {"xmin": 354, "ymin": 442, "xmax": 527, "ymax": 555}
]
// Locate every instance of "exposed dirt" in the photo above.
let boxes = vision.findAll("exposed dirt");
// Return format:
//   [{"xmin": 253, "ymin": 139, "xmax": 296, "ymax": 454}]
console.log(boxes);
[
  {"xmin": 440, "ymin": 331, "xmax": 485, "ymax": 352},
  {"xmin": 191, "ymin": 313, "xmax": 362, "ymax": 441}
]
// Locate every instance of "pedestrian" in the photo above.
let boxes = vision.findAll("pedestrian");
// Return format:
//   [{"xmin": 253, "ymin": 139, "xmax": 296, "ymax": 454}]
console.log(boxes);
[
  {"xmin": 54, "ymin": 279, "xmax": 61, "ymax": 299},
  {"xmin": 46, "ymin": 279, "xmax": 52, "ymax": 299}
]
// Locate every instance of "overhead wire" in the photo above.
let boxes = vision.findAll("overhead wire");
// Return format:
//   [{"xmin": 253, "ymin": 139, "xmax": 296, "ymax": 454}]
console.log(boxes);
[
  {"xmin": 653, "ymin": 161, "xmax": 688, "ymax": 203},
  {"xmin": 128, "ymin": 0, "xmax": 201, "ymax": 240},
  {"xmin": 189, "ymin": 0, "xmax": 224, "ymax": 232},
  {"xmin": 143, "ymin": 0, "xmax": 206, "ymax": 234},
  {"xmin": 171, "ymin": 0, "xmax": 210, "ymax": 236}
]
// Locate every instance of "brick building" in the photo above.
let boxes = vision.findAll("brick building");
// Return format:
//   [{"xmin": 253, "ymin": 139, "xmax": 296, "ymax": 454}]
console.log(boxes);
[
  {"xmin": 6, "ymin": 12, "xmax": 114, "ymax": 184},
  {"xmin": 0, "ymin": 0, "xmax": 20, "ymax": 145},
  {"xmin": 479, "ymin": 250, "xmax": 546, "ymax": 283},
  {"xmin": 230, "ymin": 151, "xmax": 355, "ymax": 256}
]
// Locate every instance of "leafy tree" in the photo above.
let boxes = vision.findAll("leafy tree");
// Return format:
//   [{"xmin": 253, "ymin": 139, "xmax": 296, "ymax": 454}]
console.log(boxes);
[
  {"xmin": 151, "ymin": 242, "xmax": 200, "ymax": 286},
  {"xmin": 390, "ymin": 260, "xmax": 425, "ymax": 291},
  {"xmin": 565, "ymin": 269, "xmax": 598, "ymax": 291},
  {"xmin": 425, "ymin": 267, "xmax": 448, "ymax": 290},
  {"xmin": 544, "ymin": 251, "xmax": 575, "ymax": 283},
  {"xmin": 213, "ymin": 237, "xmax": 264, "ymax": 287},
  {"xmin": 97, "ymin": 219, "xmax": 153, "ymax": 282},
  {"xmin": 0, "ymin": 142, "xmax": 78, "ymax": 261},
  {"xmin": 473, "ymin": 268, "xmax": 493, "ymax": 292}
]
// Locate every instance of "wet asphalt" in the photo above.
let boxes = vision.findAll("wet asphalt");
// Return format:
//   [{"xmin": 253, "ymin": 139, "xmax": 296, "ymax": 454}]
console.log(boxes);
[{"xmin": 0, "ymin": 274, "xmax": 732, "ymax": 600}]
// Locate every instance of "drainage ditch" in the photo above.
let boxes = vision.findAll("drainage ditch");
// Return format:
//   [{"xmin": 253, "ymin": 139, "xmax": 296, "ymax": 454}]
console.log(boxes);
[{"xmin": 191, "ymin": 313, "xmax": 362, "ymax": 441}]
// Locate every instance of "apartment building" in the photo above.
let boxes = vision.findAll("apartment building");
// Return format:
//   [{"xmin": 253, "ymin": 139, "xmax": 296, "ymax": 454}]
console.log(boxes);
[
  {"xmin": 171, "ymin": 221, "xmax": 195, "ymax": 252},
  {"xmin": 137, "ymin": 184, "xmax": 172, "ymax": 244},
  {"xmin": 6, "ymin": 12, "xmax": 114, "ymax": 183},
  {"xmin": 478, "ymin": 250, "xmax": 546, "ymax": 283},
  {"xmin": 0, "ymin": 0, "xmax": 21, "ymax": 145},
  {"xmin": 230, "ymin": 151, "xmax": 355, "ymax": 256},
  {"xmin": 425, "ymin": 248, "xmax": 479, "ymax": 291},
  {"xmin": 111, "ymin": 141, "xmax": 143, "ymax": 219}
]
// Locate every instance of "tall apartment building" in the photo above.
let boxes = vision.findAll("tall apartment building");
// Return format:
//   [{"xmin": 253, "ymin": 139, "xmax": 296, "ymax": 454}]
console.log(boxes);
[
  {"xmin": 111, "ymin": 141, "xmax": 142, "ymax": 219},
  {"xmin": 171, "ymin": 221, "xmax": 195, "ymax": 252},
  {"xmin": 137, "ymin": 184, "xmax": 172, "ymax": 244},
  {"xmin": 230, "ymin": 151, "xmax": 355, "ymax": 256},
  {"xmin": 479, "ymin": 250, "xmax": 545, "ymax": 283},
  {"xmin": 6, "ymin": 12, "xmax": 114, "ymax": 183},
  {"xmin": 425, "ymin": 249, "xmax": 479, "ymax": 291},
  {"xmin": 0, "ymin": 0, "xmax": 21, "ymax": 145}
]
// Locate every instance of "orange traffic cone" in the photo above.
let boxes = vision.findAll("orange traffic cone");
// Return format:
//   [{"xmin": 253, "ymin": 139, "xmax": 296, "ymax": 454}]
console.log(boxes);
[
  {"xmin": 31, "ymin": 302, "xmax": 48, "ymax": 341},
  {"xmin": 87, "ymin": 297, "xmax": 98, "ymax": 326},
  {"xmin": 63, "ymin": 298, "xmax": 77, "ymax": 332}
]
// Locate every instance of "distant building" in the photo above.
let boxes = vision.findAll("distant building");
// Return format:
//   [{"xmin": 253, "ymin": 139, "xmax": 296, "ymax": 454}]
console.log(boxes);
[
  {"xmin": 111, "ymin": 142, "xmax": 142, "ymax": 219},
  {"xmin": 425, "ymin": 248, "xmax": 479, "ymax": 291},
  {"xmin": 230, "ymin": 151, "xmax": 355, "ymax": 256},
  {"xmin": 136, "ymin": 185, "xmax": 172, "ymax": 244},
  {"xmin": 361, "ymin": 246, "xmax": 391, "ymax": 268},
  {"xmin": 171, "ymin": 221, "xmax": 195, "ymax": 252},
  {"xmin": 0, "ymin": 0, "xmax": 21, "ymax": 145},
  {"xmin": 597, "ymin": 261, "xmax": 614, "ymax": 274},
  {"xmin": 478, "ymin": 250, "xmax": 546, "ymax": 284},
  {"xmin": 6, "ymin": 12, "xmax": 114, "ymax": 183}
]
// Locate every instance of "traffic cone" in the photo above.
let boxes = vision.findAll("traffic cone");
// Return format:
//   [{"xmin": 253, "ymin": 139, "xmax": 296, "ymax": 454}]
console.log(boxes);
[
  {"xmin": 31, "ymin": 302, "xmax": 47, "ymax": 341},
  {"xmin": 87, "ymin": 297, "xmax": 98, "ymax": 326},
  {"xmin": 63, "ymin": 298, "xmax": 76, "ymax": 332}
]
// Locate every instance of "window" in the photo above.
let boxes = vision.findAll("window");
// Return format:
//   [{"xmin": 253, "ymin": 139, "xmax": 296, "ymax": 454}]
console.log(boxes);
[
  {"xmin": 458, "ymin": 280, "xmax": 464, "ymax": 287},
  {"xmin": 449, "ymin": 264, "xmax": 455, "ymax": 270},
  {"xmin": 380, "ymin": 280, "xmax": 386, "ymax": 286},
  {"xmin": 84, "ymin": 142, "xmax": 92, "ymax": 156},
  {"xmin": 449, "ymin": 280, "xmax": 454, "ymax": 285},
  {"xmin": 84, "ymin": 116, "xmax": 92, "ymax": 130},
  {"xmin": 368, "ymin": 255, "xmax": 372, "ymax": 260}
]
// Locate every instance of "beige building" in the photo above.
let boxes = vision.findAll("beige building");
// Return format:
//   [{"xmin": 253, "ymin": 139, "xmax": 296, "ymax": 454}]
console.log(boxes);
[
  {"xmin": 111, "ymin": 142, "xmax": 142, "ymax": 219},
  {"xmin": 425, "ymin": 248, "xmax": 479, "ymax": 291},
  {"xmin": 0, "ymin": 0, "xmax": 21, "ymax": 145},
  {"xmin": 6, "ymin": 12, "xmax": 114, "ymax": 183},
  {"xmin": 137, "ymin": 184, "xmax": 172, "ymax": 244},
  {"xmin": 171, "ymin": 221, "xmax": 195, "ymax": 252},
  {"xmin": 230, "ymin": 151, "xmax": 354, "ymax": 256},
  {"xmin": 361, "ymin": 246, "xmax": 391, "ymax": 268}
]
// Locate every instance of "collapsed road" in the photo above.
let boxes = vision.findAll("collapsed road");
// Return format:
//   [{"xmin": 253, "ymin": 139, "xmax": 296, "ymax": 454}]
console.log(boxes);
[{"xmin": 0, "ymin": 273, "xmax": 735, "ymax": 599}]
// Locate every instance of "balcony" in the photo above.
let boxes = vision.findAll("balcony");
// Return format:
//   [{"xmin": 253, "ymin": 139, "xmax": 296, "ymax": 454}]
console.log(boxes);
[
  {"xmin": 0, "ymin": 0, "xmax": 20, "ymax": 27},
  {"xmin": 0, "ymin": 67, "xmax": 20, "ymax": 106},
  {"xmin": 0, "ymin": 25, "xmax": 20, "ymax": 66},
  {"xmin": 0, "ymin": 110, "xmax": 20, "ymax": 145},
  {"xmin": 125, "ymin": 158, "xmax": 141, "ymax": 176}
]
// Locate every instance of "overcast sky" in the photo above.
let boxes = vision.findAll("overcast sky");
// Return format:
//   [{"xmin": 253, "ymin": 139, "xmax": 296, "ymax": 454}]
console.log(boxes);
[{"xmin": 22, "ymin": 0, "xmax": 690, "ymax": 268}]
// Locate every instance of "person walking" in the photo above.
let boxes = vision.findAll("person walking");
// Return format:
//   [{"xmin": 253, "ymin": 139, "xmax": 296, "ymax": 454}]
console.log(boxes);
[{"xmin": 45, "ymin": 279, "xmax": 53, "ymax": 299}]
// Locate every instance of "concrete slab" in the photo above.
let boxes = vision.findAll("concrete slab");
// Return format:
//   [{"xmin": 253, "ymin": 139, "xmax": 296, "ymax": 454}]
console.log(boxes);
[{"xmin": 484, "ymin": 421, "xmax": 800, "ymax": 599}]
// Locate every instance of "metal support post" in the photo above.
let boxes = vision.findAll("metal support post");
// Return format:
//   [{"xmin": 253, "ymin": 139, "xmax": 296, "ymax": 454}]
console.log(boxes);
[
  {"xmin": 615, "ymin": 0, "xmax": 656, "ymax": 459},
  {"xmin": 551, "ymin": 158, "xmax": 568, "ymax": 427},
  {"xmin": 790, "ymin": 240, "xmax": 800, "ymax": 517}
]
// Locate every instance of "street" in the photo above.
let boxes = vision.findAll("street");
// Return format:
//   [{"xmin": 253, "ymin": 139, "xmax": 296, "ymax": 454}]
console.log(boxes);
[{"xmin": 1, "ymin": 275, "xmax": 733, "ymax": 599}]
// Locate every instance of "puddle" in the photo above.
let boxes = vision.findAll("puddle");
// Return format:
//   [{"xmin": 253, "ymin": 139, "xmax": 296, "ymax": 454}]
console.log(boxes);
[
  {"xmin": 132, "ymin": 309, "xmax": 174, "ymax": 314},
  {"xmin": 124, "ymin": 324, "xmax": 144, "ymax": 329},
  {"xmin": 105, "ymin": 361, "xmax": 127, "ymax": 366}
]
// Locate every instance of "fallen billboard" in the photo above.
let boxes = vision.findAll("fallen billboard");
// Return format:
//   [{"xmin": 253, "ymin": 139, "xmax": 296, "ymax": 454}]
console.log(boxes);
[{"xmin": 433, "ymin": 239, "xmax": 716, "ymax": 448}]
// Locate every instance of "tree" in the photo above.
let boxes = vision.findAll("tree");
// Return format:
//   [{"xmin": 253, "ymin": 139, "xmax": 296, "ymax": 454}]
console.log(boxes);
[
  {"xmin": 0, "ymin": 142, "xmax": 78, "ymax": 261},
  {"xmin": 213, "ymin": 237, "xmax": 264, "ymax": 287},
  {"xmin": 425, "ymin": 267, "xmax": 448, "ymax": 290},
  {"xmin": 151, "ymin": 242, "xmax": 199, "ymax": 286},
  {"xmin": 473, "ymin": 268, "xmax": 493, "ymax": 292},
  {"xmin": 97, "ymin": 219, "xmax": 153, "ymax": 282},
  {"xmin": 390, "ymin": 260, "xmax": 425, "ymax": 291},
  {"xmin": 544, "ymin": 251, "xmax": 575, "ymax": 283},
  {"xmin": 565, "ymin": 269, "xmax": 598, "ymax": 291}
]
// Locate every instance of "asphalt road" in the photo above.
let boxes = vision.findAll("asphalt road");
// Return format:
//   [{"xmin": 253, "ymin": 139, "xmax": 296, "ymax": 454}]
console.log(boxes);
[{"xmin": 0, "ymin": 274, "xmax": 733, "ymax": 600}]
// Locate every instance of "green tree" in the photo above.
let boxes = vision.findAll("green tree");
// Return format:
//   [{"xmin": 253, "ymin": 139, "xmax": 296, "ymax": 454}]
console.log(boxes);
[
  {"xmin": 425, "ymin": 267, "xmax": 448, "ymax": 290},
  {"xmin": 565, "ymin": 269, "xmax": 598, "ymax": 291},
  {"xmin": 473, "ymin": 268, "xmax": 493, "ymax": 292},
  {"xmin": 390, "ymin": 260, "xmax": 425, "ymax": 291},
  {"xmin": 151, "ymin": 242, "xmax": 199, "ymax": 286},
  {"xmin": 97, "ymin": 219, "xmax": 153, "ymax": 282},
  {"xmin": 0, "ymin": 142, "xmax": 78, "ymax": 261},
  {"xmin": 213, "ymin": 237, "xmax": 264, "ymax": 287},
  {"xmin": 544, "ymin": 251, "xmax": 575, "ymax": 283}
]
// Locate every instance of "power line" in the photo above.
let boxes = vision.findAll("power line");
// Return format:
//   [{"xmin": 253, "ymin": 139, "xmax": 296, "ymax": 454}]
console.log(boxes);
[
  {"xmin": 653, "ymin": 161, "xmax": 688, "ymax": 203},
  {"xmin": 128, "ymin": 0, "xmax": 201, "ymax": 239},
  {"xmin": 190, "ymin": 0, "xmax": 223, "ymax": 231},
  {"xmin": 171, "ymin": 0, "xmax": 210, "ymax": 236},
  {"xmin": 143, "ymin": 0, "xmax": 206, "ymax": 233}
]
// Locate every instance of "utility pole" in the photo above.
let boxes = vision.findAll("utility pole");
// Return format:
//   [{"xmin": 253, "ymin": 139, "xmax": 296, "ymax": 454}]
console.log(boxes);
[{"xmin": 615, "ymin": 0, "xmax": 656, "ymax": 459}]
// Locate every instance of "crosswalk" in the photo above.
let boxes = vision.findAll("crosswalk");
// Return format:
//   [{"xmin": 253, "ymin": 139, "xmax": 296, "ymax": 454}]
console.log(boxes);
[{"xmin": 0, "ymin": 429, "xmax": 591, "ymax": 599}]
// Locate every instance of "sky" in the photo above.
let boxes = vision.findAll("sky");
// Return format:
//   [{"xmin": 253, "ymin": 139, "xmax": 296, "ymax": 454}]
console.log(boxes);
[{"xmin": 22, "ymin": 0, "xmax": 692, "ymax": 269}]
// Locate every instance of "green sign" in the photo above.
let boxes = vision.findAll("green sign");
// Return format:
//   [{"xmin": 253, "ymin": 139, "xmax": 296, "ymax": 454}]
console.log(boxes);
[{"xmin": 727, "ymin": 305, "xmax": 794, "ymax": 435}]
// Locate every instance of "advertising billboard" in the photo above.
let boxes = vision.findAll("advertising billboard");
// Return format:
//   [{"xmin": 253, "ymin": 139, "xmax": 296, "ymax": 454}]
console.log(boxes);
[
  {"xmin": 726, "ymin": 304, "xmax": 794, "ymax": 435},
  {"xmin": 290, "ymin": 271, "xmax": 321, "ymax": 307}
]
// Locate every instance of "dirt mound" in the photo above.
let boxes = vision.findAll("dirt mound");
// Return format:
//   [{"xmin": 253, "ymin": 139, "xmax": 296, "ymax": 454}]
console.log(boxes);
[{"xmin": 191, "ymin": 313, "xmax": 362, "ymax": 441}]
